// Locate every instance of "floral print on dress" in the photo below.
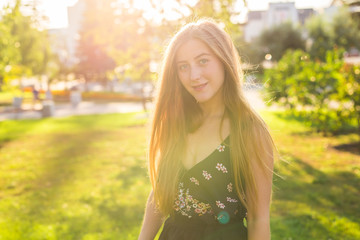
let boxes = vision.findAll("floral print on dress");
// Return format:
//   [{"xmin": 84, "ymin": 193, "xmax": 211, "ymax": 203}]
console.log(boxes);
[
  {"xmin": 190, "ymin": 177, "xmax": 199, "ymax": 185},
  {"xmin": 171, "ymin": 136, "xmax": 247, "ymax": 225},
  {"xmin": 174, "ymin": 182, "xmax": 212, "ymax": 218},
  {"xmin": 227, "ymin": 197, "xmax": 238, "ymax": 203},
  {"xmin": 216, "ymin": 163, "xmax": 228, "ymax": 173},
  {"xmin": 216, "ymin": 200, "xmax": 225, "ymax": 209},
  {"xmin": 227, "ymin": 182, "xmax": 233, "ymax": 192},
  {"xmin": 202, "ymin": 170, "xmax": 212, "ymax": 180},
  {"xmin": 217, "ymin": 144, "xmax": 225, "ymax": 152}
]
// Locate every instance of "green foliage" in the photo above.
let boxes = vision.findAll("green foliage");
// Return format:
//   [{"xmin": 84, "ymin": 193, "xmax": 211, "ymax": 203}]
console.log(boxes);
[
  {"xmin": 0, "ymin": 0, "xmax": 54, "ymax": 90},
  {"xmin": 341, "ymin": 64, "xmax": 360, "ymax": 135},
  {"xmin": 332, "ymin": 7, "xmax": 360, "ymax": 50},
  {"xmin": 2, "ymin": 0, "xmax": 52, "ymax": 76},
  {"xmin": 0, "ymin": 5, "xmax": 22, "ymax": 90},
  {"xmin": 306, "ymin": 7, "xmax": 360, "ymax": 61},
  {"xmin": 243, "ymin": 6, "xmax": 360, "ymax": 65},
  {"xmin": 239, "ymin": 22, "xmax": 305, "ymax": 67},
  {"xmin": 264, "ymin": 48, "xmax": 359, "ymax": 135},
  {"xmin": 237, "ymin": 40, "xmax": 264, "ymax": 66},
  {"xmin": 264, "ymin": 50, "xmax": 308, "ymax": 108},
  {"xmin": 261, "ymin": 6, "xmax": 360, "ymax": 136},
  {"xmin": 305, "ymin": 14, "xmax": 334, "ymax": 61},
  {"xmin": 258, "ymin": 22, "xmax": 305, "ymax": 61}
]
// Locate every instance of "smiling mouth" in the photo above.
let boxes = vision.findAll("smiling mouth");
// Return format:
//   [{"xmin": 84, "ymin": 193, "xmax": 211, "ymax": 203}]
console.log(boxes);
[{"xmin": 192, "ymin": 83, "xmax": 207, "ymax": 91}]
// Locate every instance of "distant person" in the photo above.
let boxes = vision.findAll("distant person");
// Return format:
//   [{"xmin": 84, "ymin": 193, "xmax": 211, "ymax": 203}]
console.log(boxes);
[
  {"xmin": 32, "ymin": 86, "xmax": 40, "ymax": 109},
  {"xmin": 45, "ymin": 88, "xmax": 53, "ymax": 100},
  {"xmin": 139, "ymin": 19, "xmax": 276, "ymax": 239},
  {"xmin": 70, "ymin": 86, "xmax": 81, "ymax": 108},
  {"xmin": 32, "ymin": 86, "xmax": 39, "ymax": 100}
]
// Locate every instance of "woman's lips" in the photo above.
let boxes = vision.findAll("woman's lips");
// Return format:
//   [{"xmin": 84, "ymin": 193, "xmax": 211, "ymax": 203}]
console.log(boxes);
[{"xmin": 192, "ymin": 82, "xmax": 207, "ymax": 91}]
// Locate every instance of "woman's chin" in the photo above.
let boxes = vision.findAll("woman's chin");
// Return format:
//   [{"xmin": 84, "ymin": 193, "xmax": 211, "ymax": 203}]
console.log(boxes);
[
  {"xmin": 193, "ymin": 96, "xmax": 204, "ymax": 103},
  {"xmin": 194, "ymin": 98, "xmax": 209, "ymax": 104}
]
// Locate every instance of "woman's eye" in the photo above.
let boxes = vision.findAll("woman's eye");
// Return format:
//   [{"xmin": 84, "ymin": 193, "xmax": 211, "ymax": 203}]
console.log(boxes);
[
  {"xmin": 179, "ymin": 64, "xmax": 188, "ymax": 71},
  {"xmin": 199, "ymin": 59, "xmax": 208, "ymax": 65}
]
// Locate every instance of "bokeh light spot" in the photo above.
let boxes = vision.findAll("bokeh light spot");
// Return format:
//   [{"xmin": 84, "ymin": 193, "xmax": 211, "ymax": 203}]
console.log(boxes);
[{"xmin": 265, "ymin": 54, "xmax": 272, "ymax": 61}]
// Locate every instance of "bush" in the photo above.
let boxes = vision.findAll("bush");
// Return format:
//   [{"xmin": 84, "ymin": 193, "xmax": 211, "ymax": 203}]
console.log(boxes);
[{"xmin": 264, "ymin": 48, "xmax": 359, "ymax": 136}]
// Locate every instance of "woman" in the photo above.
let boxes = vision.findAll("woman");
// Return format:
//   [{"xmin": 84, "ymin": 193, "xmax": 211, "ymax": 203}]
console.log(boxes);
[{"xmin": 139, "ymin": 19, "xmax": 275, "ymax": 240}]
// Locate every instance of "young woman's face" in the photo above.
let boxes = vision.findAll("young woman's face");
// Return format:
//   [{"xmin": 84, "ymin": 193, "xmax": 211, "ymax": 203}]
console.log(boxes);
[{"xmin": 175, "ymin": 39, "xmax": 225, "ymax": 104}]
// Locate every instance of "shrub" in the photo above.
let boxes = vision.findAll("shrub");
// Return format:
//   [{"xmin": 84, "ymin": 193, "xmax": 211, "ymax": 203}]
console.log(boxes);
[{"xmin": 264, "ymin": 49, "xmax": 359, "ymax": 136}]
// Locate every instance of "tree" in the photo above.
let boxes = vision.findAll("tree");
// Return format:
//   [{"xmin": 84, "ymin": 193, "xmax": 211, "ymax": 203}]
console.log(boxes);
[
  {"xmin": 76, "ymin": 0, "xmax": 116, "ymax": 85},
  {"xmin": 257, "ymin": 22, "xmax": 305, "ymax": 62},
  {"xmin": 342, "ymin": 0, "xmax": 360, "ymax": 23},
  {"xmin": 0, "ymin": 7, "xmax": 21, "ymax": 91},
  {"xmin": 107, "ymin": 2, "xmax": 154, "ymax": 82},
  {"xmin": 108, "ymin": 3, "xmax": 159, "ymax": 110},
  {"xmin": 0, "ymin": 0, "xmax": 53, "ymax": 90},
  {"xmin": 305, "ymin": 7, "xmax": 360, "ymax": 61},
  {"xmin": 306, "ymin": 15, "xmax": 334, "ymax": 61},
  {"xmin": 332, "ymin": 7, "xmax": 360, "ymax": 51},
  {"xmin": 11, "ymin": 1, "xmax": 51, "ymax": 75},
  {"xmin": 264, "ymin": 49, "xmax": 309, "ymax": 109}
]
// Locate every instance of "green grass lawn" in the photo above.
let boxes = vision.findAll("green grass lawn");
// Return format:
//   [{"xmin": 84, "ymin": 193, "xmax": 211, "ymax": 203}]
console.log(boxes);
[
  {"xmin": 0, "ymin": 111, "xmax": 359, "ymax": 240},
  {"xmin": 265, "ymin": 112, "xmax": 360, "ymax": 240}
]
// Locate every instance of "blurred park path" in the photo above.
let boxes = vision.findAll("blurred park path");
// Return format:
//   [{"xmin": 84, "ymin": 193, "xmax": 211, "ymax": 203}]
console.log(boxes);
[
  {"xmin": 0, "ymin": 89, "xmax": 272, "ymax": 121},
  {"xmin": 0, "ymin": 101, "xmax": 148, "ymax": 121}
]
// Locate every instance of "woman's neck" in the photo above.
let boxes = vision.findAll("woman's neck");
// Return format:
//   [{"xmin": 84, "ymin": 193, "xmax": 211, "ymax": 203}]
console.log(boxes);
[
  {"xmin": 199, "ymin": 99, "xmax": 225, "ymax": 120},
  {"xmin": 192, "ymin": 99, "xmax": 229, "ymax": 139}
]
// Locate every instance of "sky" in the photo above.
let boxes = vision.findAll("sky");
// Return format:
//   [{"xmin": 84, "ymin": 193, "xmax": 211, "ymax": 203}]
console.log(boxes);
[{"xmin": 0, "ymin": 0, "xmax": 333, "ymax": 29}]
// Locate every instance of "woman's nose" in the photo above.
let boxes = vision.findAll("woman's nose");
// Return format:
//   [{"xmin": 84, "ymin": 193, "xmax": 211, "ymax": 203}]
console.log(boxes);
[{"xmin": 190, "ymin": 66, "xmax": 201, "ymax": 81}]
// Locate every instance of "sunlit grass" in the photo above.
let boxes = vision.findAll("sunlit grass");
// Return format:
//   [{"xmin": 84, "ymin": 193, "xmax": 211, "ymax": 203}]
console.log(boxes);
[
  {"xmin": 0, "ymin": 113, "xmax": 150, "ymax": 240},
  {"xmin": 264, "ymin": 111, "xmax": 360, "ymax": 240},
  {"xmin": 0, "ymin": 111, "xmax": 359, "ymax": 239}
]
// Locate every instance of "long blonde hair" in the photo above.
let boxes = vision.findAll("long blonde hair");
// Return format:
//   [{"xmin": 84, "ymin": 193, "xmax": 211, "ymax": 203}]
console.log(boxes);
[{"xmin": 149, "ymin": 18, "xmax": 274, "ymax": 216}]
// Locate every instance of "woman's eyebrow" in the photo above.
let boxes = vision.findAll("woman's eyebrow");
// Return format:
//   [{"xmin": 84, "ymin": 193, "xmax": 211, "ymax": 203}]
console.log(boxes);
[
  {"xmin": 177, "ymin": 53, "xmax": 211, "ymax": 64},
  {"xmin": 194, "ymin": 53, "xmax": 211, "ymax": 59}
]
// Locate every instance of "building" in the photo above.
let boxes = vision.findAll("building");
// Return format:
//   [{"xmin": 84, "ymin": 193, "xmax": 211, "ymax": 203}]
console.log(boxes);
[
  {"xmin": 66, "ymin": 0, "xmax": 86, "ymax": 66},
  {"xmin": 47, "ymin": 28, "xmax": 71, "ymax": 65},
  {"xmin": 47, "ymin": 0, "xmax": 85, "ymax": 67},
  {"xmin": 243, "ymin": 2, "xmax": 315, "ymax": 42}
]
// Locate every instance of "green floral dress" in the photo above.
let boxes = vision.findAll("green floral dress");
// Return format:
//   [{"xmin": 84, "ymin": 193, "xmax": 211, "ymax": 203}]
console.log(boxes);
[{"xmin": 159, "ymin": 136, "xmax": 248, "ymax": 240}]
